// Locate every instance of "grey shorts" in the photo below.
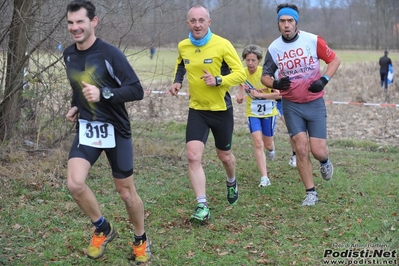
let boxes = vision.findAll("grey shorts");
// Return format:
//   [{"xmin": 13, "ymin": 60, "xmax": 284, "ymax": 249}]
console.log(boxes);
[{"xmin": 282, "ymin": 97, "xmax": 327, "ymax": 139}]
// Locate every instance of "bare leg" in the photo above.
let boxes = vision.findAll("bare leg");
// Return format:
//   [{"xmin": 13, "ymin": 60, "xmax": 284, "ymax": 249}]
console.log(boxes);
[
  {"xmin": 114, "ymin": 176, "xmax": 145, "ymax": 236},
  {"xmin": 292, "ymin": 132, "xmax": 314, "ymax": 189},
  {"xmin": 309, "ymin": 137, "xmax": 329, "ymax": 162},
  {"xmin": 216, "ymin": 148, "xmax": 236, "ymax": 179},
  {"xmin": 251, "ymin": 131, "xmax": 268, "ymax": 177},
  {"xmin": 186, "ymin": 140, "xmax": 206, "ymax": 198},
  {"xmin": 67, "ymin": 158, "xmax": 102, "ymax": 222}
]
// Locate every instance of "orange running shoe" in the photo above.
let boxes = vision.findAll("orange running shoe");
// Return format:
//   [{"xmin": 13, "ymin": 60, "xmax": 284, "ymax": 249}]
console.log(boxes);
[
  {"xmin": 133, "ymin": 237, "xmax": 152, "ymax": 264},
  {"xmin": 86, "ymin": 223, "xmax": 117, "ymax": 259}
]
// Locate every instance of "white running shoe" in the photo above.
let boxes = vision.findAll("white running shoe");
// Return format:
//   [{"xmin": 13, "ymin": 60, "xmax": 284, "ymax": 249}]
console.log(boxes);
[
  {"xmin": 289, "ymin": 155, "xmax": 297, "ymax": 167},
  {"xmin": 266, "ymin": 150, "xmax": 275, "ymax": 161},
  {"xmin": 320, "ymin": 161, "xmax": 333, "ymax": 181},
  {"xmin": 258, "ymin": 176, "xmax": 271, "ymax": 187},
  {"xmin": 302, "ymin": 191, "xmax": 318, "ymax": 206}
]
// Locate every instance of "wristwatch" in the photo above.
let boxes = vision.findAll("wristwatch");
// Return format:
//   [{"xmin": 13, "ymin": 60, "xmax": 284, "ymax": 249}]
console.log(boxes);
[
  {"xmin": 215, "ymin": 76, "xmax": 222, "ymax": 86},
  {"xmin": 102, "ymin": 87, "xmax": 113, "ymax": 99}
]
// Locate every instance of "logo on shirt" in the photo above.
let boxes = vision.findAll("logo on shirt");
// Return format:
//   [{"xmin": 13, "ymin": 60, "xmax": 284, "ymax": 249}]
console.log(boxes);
[
  {"xmin": 184, "ymin": 59, "xmax": 190, "ymax": 64},
  {"xmin": 276, "ymin": 47, "xmax": 315, "ymax": 75},
  {"xmin": 204, "ymin": 59, "xmax": 213, "ymax": 64}
]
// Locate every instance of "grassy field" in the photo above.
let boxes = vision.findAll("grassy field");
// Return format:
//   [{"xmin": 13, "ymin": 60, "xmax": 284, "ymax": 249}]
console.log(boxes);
[
  {"xmin": 125, "ymin": 48, "xmax": 178, "ymax": 85},
  {"xmin": 1, "ymin": 122, "xmax": 398, "ymax": 265},
  {"xmin": 128, "ymin": 48, "xmax": 399, "ymax": 84},
  {"xmin": 0, "ymin": 49, "xmax": 398, "ymax": 265},
  {"xmin": 334, "ymin": 50, "xmax": 399, "ymax": 65}
]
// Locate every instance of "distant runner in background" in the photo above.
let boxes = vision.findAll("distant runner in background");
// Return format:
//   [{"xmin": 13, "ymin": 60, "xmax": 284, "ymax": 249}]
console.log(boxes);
[
  {"xmin": 150, "ymin": 46, "xmax": 156, "ymax": 59},
  {"xmin": 57, "ymin": 42, "xmax": 63, "ymax": 53},
  {"xmin": 275, "ymin": 98, "xmax": 297, "ymax": 167},
  {"xmin": 379, "ymin": 50, "xmax": 392, "ymax": 91},
  {"xmin": 273, "ymin": 70, "xmax": 297, "ymax": 168}
]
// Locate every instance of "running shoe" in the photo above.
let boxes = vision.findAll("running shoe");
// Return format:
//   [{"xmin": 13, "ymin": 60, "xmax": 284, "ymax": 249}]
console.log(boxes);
[
  {"xmin": 266, "ymin": 149, "xmax": 275, "ymax": 161},
  {"xmin": 133, "ymin": 237, "xmax": 152, "ymax": 264},
  {"xmin": 87, "ymin": 223, "xmax": 118, "ymax": 259},
  {"xmin": 258, "ymin": 176, "xmax": 271, "ymax": 187},
  {"xmin": 302, "ymin": 192, "xmax": 318, "ymax": 206},
  {"xmin": 190, "ymin": 203, "xmax": 210, "ymax": 221},
  {"xmin": 289, "ymin": 155, "xmax": 297, "ymax": 167},
  {"xmin": 320, "ymin": 161, "xmax": 333, "ymax": 181},
  {"xmin": 227, "ymin": 181, "xmax": 239, "ymax": 205}
]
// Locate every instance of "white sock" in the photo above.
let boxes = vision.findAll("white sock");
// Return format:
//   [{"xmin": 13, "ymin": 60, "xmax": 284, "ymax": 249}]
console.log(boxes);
[
  {"xmin": 196, "ymin": 195, "xmax": 207, "ymax": 204},
  {"xmin": 226, "ymin": 176, "xmax": 236, "ymax": 184}
]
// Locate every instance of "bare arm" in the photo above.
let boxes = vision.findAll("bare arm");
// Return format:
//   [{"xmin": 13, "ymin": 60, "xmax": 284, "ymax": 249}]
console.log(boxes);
[
  {"xmin": 250, "ymin": 89, "xmax": 281, "ymax": 100},
  {"xmin": 323, "ymin": 55, "xmax": 341, "ymax": 79},
  {"xmin": 236, "ymin": 84, "xmax": 245, "ymax": 104},
  {"xmin": 261, "ymin": 75, "xmax": 275, "ymax": 89}
]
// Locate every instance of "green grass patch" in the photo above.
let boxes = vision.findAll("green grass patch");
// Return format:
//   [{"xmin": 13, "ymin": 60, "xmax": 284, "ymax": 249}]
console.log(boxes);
[
  {"xmin": 335, "ymin": 50, "xmax": 399, "ymax": 65},
  {"xmin": 125, "ymin": 48, "xmax": 178, "ymax": 84},
  {"xmin": 1, "ymin": 121, "xmax": 398, "ymax": 265}
]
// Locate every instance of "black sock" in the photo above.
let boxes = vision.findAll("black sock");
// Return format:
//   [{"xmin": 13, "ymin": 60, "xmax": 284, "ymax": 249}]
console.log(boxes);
[
  {"xmin": 306, "ymin": 187, "xmax": 316, "ymax": 193},
  {"xmin": 92, "ymin": 216, "xmax": 104, "ymax": 228},
  {"xmin": 134, "ymin": 232, "xmax": 147, "ymax": 245},
  {"xmin": 93, "ymin": 216, "xmax": 110, "ymax": 235},
  {"xmin": 320, "ymin": 158, "xmax": 328, "ymax": 164}
]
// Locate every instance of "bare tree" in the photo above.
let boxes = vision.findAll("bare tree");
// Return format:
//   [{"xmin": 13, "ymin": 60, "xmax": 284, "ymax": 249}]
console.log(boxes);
[
  {"xmin": 0, "ymin": 0, "xmax": 68, "ymax": 144},
  {"xmin": 376, "ymin": 0, "xmax": 397, "ymax": 49},
  {"xmin": 0, "ymin": 0, "xmax": 36, "ymax": 141}
]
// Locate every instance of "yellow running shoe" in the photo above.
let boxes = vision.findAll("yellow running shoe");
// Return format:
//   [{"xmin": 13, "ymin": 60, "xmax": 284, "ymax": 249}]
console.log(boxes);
[
  {"xmin": 133, "ymin": 237, "xmax": 152, "ymax": 264},
  {"xmin": 86, "ymin": 223, "xmax": 117, "ymax": 259}
]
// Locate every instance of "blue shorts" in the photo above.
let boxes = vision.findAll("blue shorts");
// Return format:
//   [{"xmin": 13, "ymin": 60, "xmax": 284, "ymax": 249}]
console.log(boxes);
[
  {"xmin": 282, "ymin": 98, "xmax": 327, "ymax": 139},
  {"xmin": 68, "ymin": 131, "xmax": 134, "ymax": 179},
  {"xmin": 247, "ymin": 116, "xmax": 276, "ymax": 137},
  {"xmin": 186, "ymin": 108, "xmax": 234, "ymax": 151},
  {"xmin": 276, "ymin": 100, "xmax": 283, "ymax": 118}
]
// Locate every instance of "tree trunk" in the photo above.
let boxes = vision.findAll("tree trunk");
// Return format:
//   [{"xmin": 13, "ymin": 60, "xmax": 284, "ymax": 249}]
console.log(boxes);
[{"xmin": 0, "ymin": 0, "xmax": 32, "ymax": 141}]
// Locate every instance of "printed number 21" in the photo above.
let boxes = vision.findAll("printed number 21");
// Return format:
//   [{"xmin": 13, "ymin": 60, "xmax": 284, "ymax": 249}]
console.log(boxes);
[
  {"xmin": 257, "ymin": 104, "xmax": 266, "ymax": 113},
  {"xmin": 85, "ymin": 123, "xmax": 109, "ymax": 138}
]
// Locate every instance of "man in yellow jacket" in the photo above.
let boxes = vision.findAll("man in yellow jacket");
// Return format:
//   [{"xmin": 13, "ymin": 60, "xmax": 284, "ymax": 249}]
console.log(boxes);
[{"xmin": 169, "ymin": 4, "xmax": 246, "ymax": 221}]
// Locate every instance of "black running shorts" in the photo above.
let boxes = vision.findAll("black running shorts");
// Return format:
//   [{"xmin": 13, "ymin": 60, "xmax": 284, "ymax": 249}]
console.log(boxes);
[
  {"xmin": 68, "ymin": 130, "xmax": 134, "ymax": 179},
  {"xmin": 186, "ymin": 108, "xmax": 234, "ymax": 151}
]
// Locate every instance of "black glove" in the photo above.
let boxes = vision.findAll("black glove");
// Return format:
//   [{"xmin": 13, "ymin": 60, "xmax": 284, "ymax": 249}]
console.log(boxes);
[
  {"xmin": 272, "ymin": 76, "xmax": 291, "ymax": 90},
  {"xmin": 308, "ymin": 76, "xmax": 329, "ymax": 93}
]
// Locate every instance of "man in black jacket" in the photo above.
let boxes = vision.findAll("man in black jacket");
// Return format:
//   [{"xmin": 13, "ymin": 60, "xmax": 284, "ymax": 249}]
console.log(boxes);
[{"xmin": 379, "ymin": 50, "xmax": 392, "ymax": 91}]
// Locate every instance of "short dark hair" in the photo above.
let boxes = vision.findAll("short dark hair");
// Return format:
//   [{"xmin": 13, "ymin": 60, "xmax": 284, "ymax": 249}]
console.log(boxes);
[
  {"xmin": 67, "ymin": 0, "xmax": 96, "ymax": 20},
  {"xmin": 276, "ymin": 3, "xmax": 299, "ymax": 13}
]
